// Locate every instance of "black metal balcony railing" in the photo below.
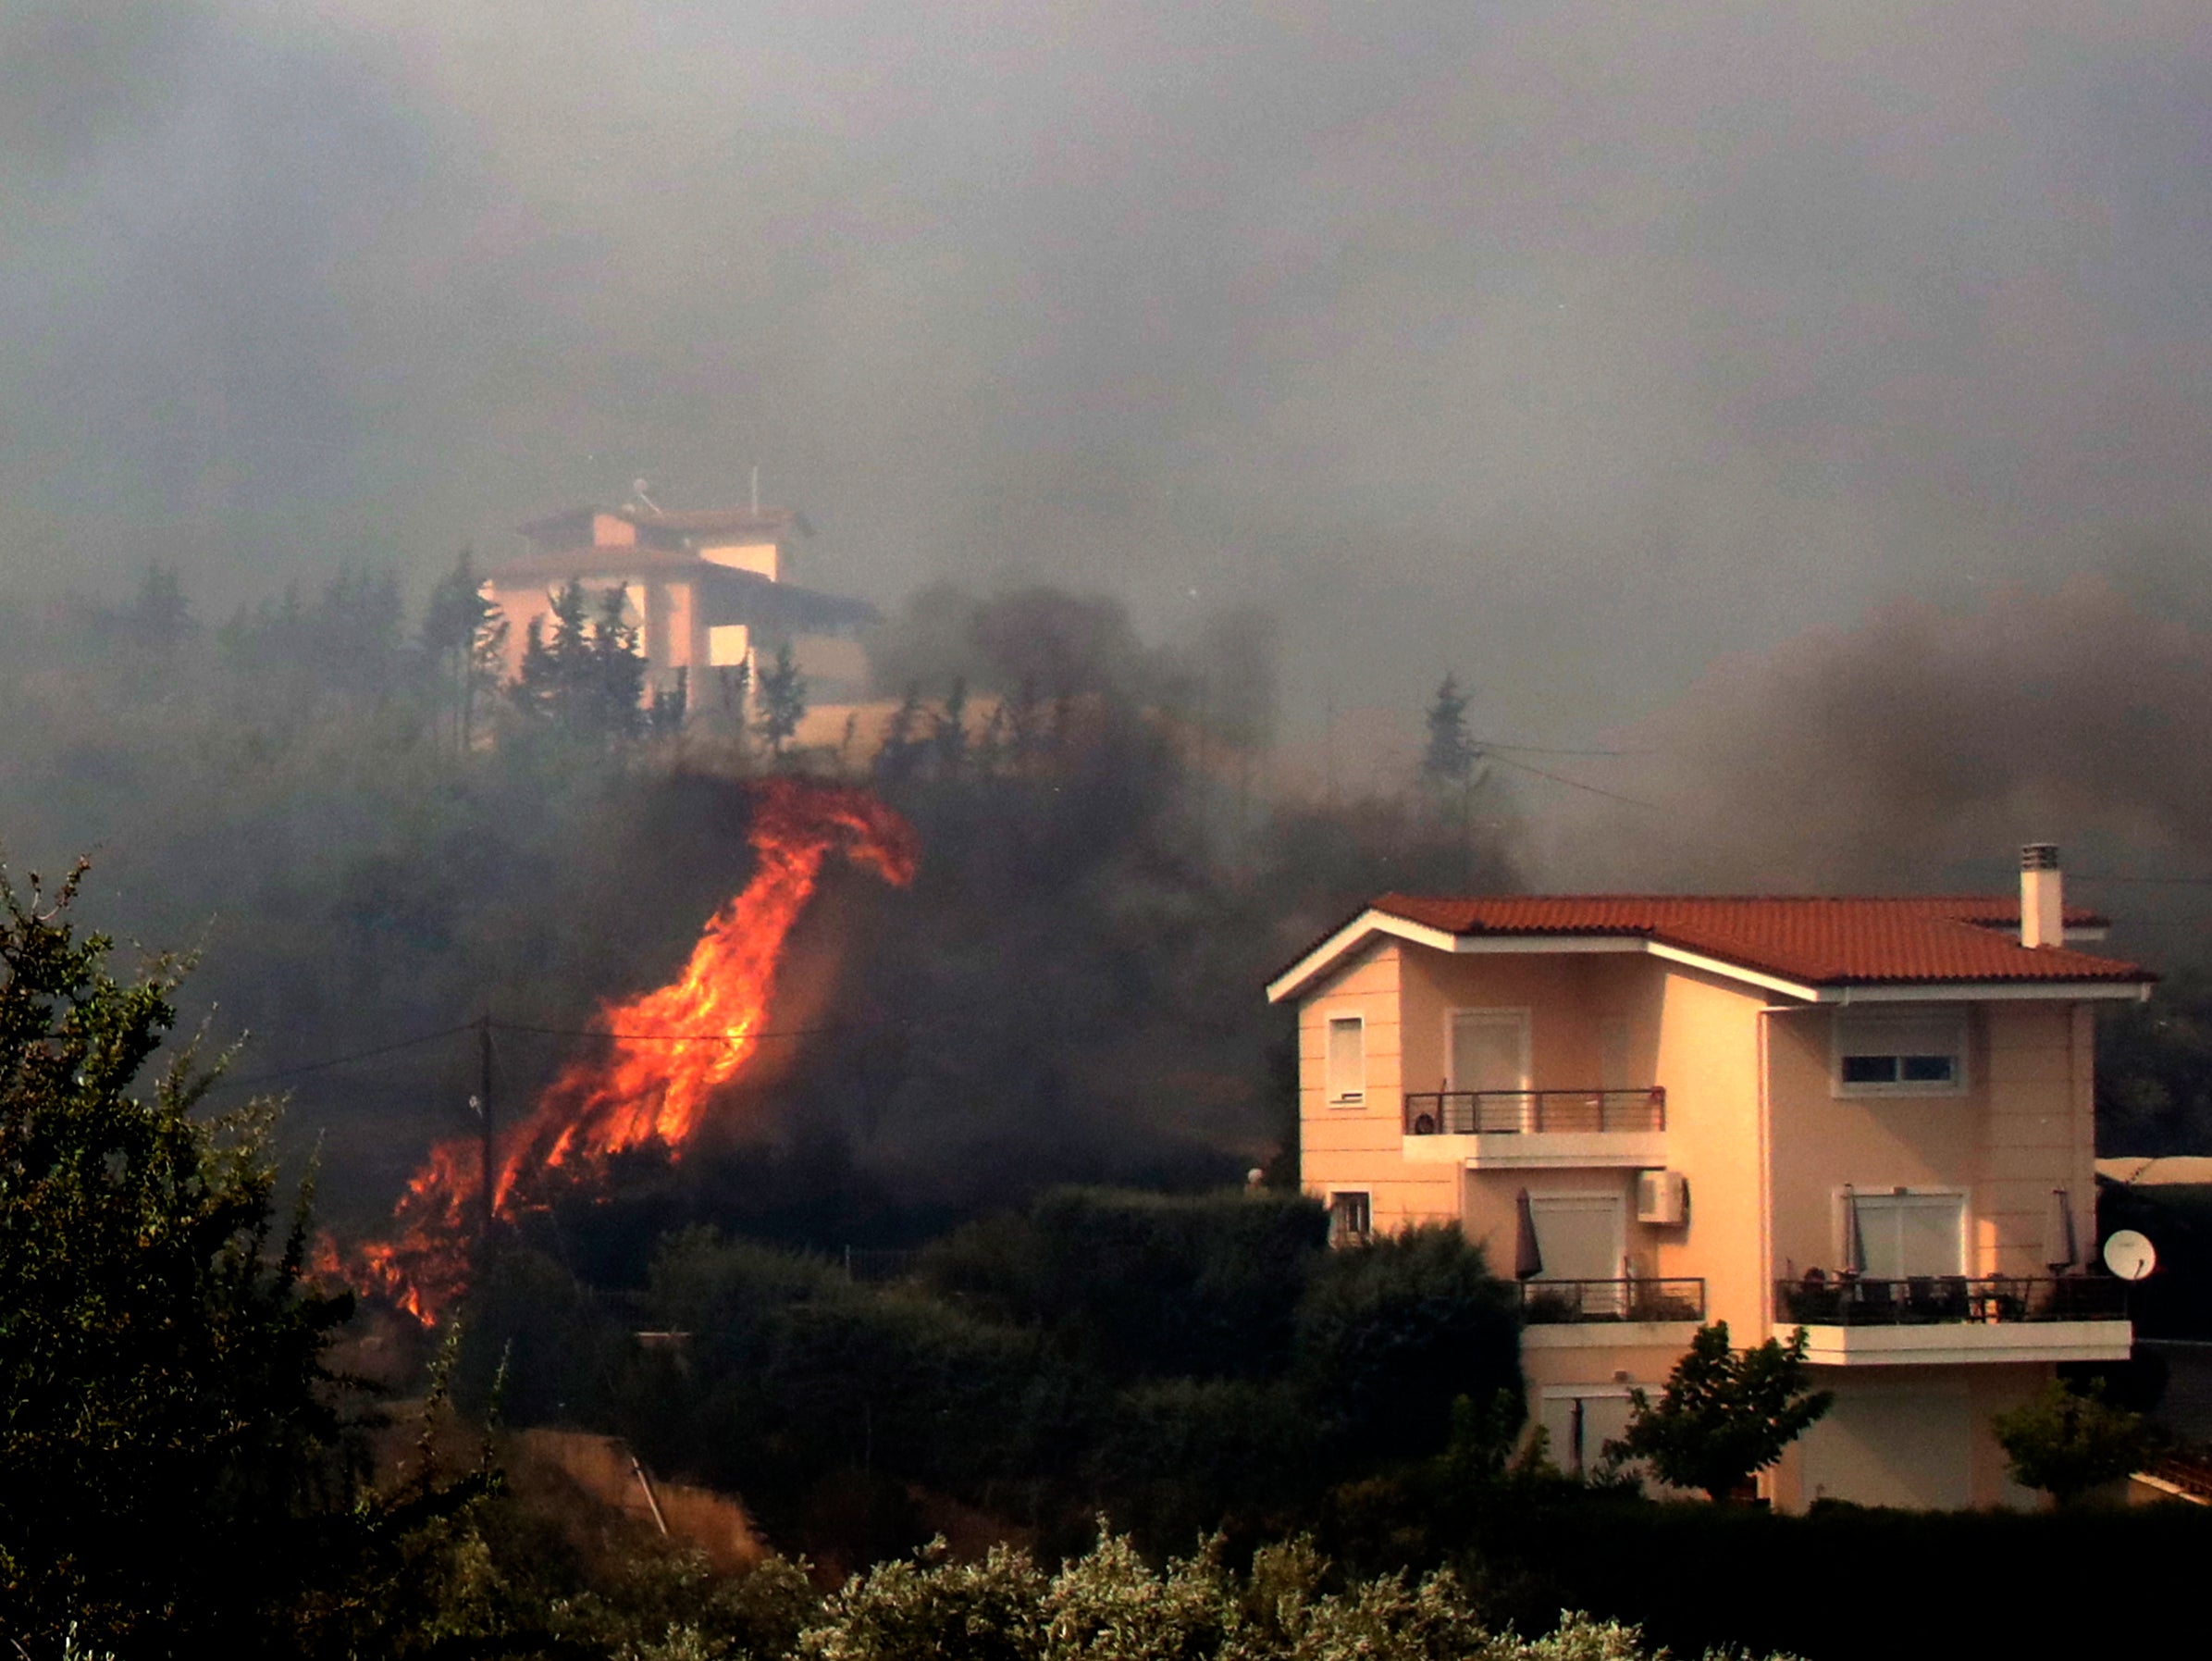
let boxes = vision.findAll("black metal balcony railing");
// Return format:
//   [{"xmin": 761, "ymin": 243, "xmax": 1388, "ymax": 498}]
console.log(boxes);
[
  {"xmin": 1403, "ymin": 1087, "xmax": 1665, "ymax": 1136},
  {"xmin": 1773, "ymin": 1275, "xmax": 2129, "ymax": 1327},
  {"xmin": 1518, "ymin": 1277, "xmax": 1706, "ymax": 1324}
]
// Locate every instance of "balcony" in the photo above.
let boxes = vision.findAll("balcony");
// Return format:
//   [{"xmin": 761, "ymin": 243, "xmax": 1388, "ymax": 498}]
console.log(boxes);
[
  {"xmin": 1519, "ymin": 1276, "xmax": 1705, "ymax": 1323},
  {"xmin": 1401, "ymin": 1087, "xmax": 1666, "ymax": 1170},
  {"xmin": 1773, "ymin": 1276, "xmax": 2132, "ymax": 1366}
]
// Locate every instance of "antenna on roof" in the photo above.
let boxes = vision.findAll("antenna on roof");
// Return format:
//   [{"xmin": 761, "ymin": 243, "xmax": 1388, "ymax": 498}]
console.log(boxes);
[
  {"xmin": 631, "ymin": 477, "xmax": 661, "ymax": 513},
  {"xmin": 749, "ymin": 465, "xmax": 760, "ymax": 515}
]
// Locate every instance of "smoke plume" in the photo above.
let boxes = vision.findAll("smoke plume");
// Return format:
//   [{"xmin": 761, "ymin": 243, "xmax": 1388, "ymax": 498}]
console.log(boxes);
[{"xmin": 1540, "ymin": 576, "xmax": 2212, "ymax": 936}]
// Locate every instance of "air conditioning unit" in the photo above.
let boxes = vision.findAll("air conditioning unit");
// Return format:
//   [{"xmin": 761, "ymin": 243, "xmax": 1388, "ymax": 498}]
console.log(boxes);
[{"xmin": 1637, "ymin": 1169, "xmax": 1688, "ymax": 1227}]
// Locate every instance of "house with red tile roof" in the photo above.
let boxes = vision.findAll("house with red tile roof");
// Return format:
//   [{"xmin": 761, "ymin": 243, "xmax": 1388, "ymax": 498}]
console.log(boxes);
[
  {"xmin": 484, "ymin": 499, "xmax": 877, "ymax": 711},
  {"xmin": 1267, "ymin": 846, "xmax": 2151, "ymax": 1508}
]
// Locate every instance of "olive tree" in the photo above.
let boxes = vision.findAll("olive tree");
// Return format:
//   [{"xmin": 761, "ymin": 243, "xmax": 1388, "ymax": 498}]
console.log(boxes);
[{"xmin": 0, "ymin": 860, "xmax": 385, "ymax": 1650}]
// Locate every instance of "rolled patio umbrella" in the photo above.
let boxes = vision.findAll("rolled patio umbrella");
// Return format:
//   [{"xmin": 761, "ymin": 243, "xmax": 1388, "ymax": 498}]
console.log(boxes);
[
  {"xmin": 1514, "ymin": 1187, "xmax": 1544, "ymax": 1281},
  {"xmin": 1841, "ymin": 1184, "xmax": 1867, "ymax": 1277},
  {"xmin": 2045, "ymin": 1187, "xmax": 2080, "ymax": 1274}
]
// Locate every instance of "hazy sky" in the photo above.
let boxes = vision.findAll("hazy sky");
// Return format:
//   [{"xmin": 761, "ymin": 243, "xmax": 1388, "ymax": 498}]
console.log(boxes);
[{"xmin": 6, "ymin": 0, "xmax": 2211, "ymax": 744}]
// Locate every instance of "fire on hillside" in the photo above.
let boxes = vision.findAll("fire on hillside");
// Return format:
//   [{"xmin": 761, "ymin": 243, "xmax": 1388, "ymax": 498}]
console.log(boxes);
[{"xmin": 349, "ymin": 777, "xmax": 919, "ymax": 1324}]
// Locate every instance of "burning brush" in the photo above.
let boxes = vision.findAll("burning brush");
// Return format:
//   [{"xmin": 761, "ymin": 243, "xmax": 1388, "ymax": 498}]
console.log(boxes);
[{"xmin": 351, "ymin": 778, "xmax": 918, "ymax": 1324}]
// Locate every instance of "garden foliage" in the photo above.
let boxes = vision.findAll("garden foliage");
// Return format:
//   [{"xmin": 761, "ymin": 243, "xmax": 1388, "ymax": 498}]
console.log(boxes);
[
  {"xmin": 463, "ymin": 1204, "xmax": 1521, "ymax": 1563},
  {"xmin": 0, "ymin": 860, "xmax": 487, "ymax": 1655},
  {"xmin": 1991, "ymin": 1377, "xmax": 2158, "ymax": 1505},
  {"xmin": 1603, "ymin": 1323, "xmax": 1831, "ymax": 1501}
]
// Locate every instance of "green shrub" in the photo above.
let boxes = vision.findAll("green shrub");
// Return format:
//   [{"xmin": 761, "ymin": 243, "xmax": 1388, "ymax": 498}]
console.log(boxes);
[
  {"xmin": 1087, "ymin": 1376, "xmax": 1316, "ymax": 1543},
  {"xmin": 1294, "ymin": 1225, "xmax": 1521, "ymax": 1466},
  {"xmin": 797, "ymin": 1529, "xmax": 1779, "ymax": 1661},
  {"xmin": 454, "ymin": 1246, "xmax": 632, "ymax": 1423},
  {"xmin": 921, "ymin": 1186, "xmax": 1328, "ymax": 1381},
  {"xmin": 1992, "ymin": 1378, "xmax": 2158, "ymax": 1505}
]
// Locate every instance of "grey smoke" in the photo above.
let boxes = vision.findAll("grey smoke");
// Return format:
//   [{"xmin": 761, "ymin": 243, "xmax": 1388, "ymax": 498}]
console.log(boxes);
[
  {"xmin": 6, "ymin": 1, "xmax": 2212, "ymax": 749},
  {"xmin": 1535, "ymin": 570, "xmax": 2212, "ymax": 960}
]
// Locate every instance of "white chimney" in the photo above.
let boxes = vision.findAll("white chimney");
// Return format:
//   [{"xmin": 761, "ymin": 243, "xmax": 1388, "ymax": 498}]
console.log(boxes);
[{"xmin": 2020, "ymin": 844, "xmax": 2062, "ymax": 948}]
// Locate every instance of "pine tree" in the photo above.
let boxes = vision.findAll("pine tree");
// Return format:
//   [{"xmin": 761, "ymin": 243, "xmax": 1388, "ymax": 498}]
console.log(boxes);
[
  {"xmin": 510, "ymin": 581, "xmax": 648, "ymax": 740},
  {"xmin": 755, "ymin": 641, "xmax": 808, "ymax": 762},
  {"xmin": 649, "ymin": 666, "xmax": 688, "ymax": 739},
  {"xmin": 1420, "ymin": 673, "xmax": 1478, "ymax": 790},
  {"xmin": 872, "ymin": 681, "xmax": 928, "ymax": 783},
  {"xmin": 420, "ymin": 548, "xmax": 508, "ymax": 754},
  {"xmin": 933, "ymin": 676, "xmax": 970, "ymax": 777},
  {"xmin": 586, "ymin": 585, "xmax": 647, "ymax": 739},
  {"xmin": 1419, "ymin": 674, "xmax": 1486, "ymax": 887},
  {"xmin": 511, "ymin": 578, "xmax": 592, "ymax": 728}
]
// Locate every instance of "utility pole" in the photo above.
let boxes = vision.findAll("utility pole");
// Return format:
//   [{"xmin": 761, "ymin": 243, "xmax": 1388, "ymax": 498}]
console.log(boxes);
[{"xmin": 475, "ymin": 1010, "xmax": 495, "ymax": 1263}]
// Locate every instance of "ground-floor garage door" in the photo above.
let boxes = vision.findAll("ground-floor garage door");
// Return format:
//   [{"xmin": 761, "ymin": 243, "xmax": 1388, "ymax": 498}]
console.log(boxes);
[{"xmin": 1798, "ymin": 1382, "xmax": 1971, "ymax": 1509}]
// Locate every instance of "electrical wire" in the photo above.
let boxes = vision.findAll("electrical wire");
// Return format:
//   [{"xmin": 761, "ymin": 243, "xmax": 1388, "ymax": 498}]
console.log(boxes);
[
  {"xmin": 203, "ymin": 1022, "xmax": 481, "ymax": 1094},
  {"xmin": 1475, "ymin": 738, "xmax": 1650, "ymax": 758},
  {"xmin": 2071, "ymin": 874, "xmax": 2212, "ymax": 886},
  {"xmin": 1486, "ymin": 752, "xmax": 1661, "ymax": 811},
  {"xmin": 204, "ymin": 1010, "xmax": 928, "ymax": 1094},
  {"xmin": 489, "ymin": 1010, "xmax": 922, "ymax": 1045}
]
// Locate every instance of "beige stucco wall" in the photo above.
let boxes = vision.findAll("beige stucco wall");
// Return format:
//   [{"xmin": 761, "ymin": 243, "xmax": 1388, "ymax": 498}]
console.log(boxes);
[
  {"xmin": 701, "ymin": 540, "xmax": 782, "ymax": 579},
  {"xmin": 1299, "ymin": 941, "xmax": 1459, "ymax": 1230},
  {"xmin": 1648, "ymin": 965, "xmax": 1770, "ymax": 1334},
  {"xmin": 1768, "ymin": 1361, "xmax": 2049, "ymax": 1511},
  {"xmin": 1765, "ymin": 1001, "xmax": 2095, "ymax": 1283},
  {"xmin": 1301, "ymin": 944, "xmax": 1773, "ymax": 1312}
]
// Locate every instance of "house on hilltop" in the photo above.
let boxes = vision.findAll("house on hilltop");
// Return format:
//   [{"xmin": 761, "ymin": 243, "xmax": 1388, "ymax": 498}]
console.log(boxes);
[
  {"xmin": 484, "ymin": 498, "xmax": 877, "ymax": 708},
  {"xmin": 1267, "ymin": 846, "xmax": 2150, "ymax": 1509}
]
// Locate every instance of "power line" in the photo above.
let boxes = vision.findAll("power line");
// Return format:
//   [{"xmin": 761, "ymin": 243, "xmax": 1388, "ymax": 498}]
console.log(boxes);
[
  {"xmin": 488, "ymin": 1010, "xmax": 921, "ymax": 1045},
  {"xmin": 204, "ymin": 1023, "xmax": 480, "ymax": 1094},
  {"xmin": 2072, "ymin": 874, "xmax": 2212, "ymax": 886},
  {"xmin": 1487, "ymin": 752, "xmax": 1661, "ymax": 812},
  {"xmin": 1476, "ymin": 738, "xmax": 1650, "ymax": 759},
  {"xmin": 204, "ymin": 1008, "xmax": 926, "ymax": 1095}
]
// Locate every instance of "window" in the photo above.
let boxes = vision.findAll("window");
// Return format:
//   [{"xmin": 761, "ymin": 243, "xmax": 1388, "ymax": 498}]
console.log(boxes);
[
  {"xmin": 1326, "ymin": 1015, "xmax": 1366, "ymax": 1105},
  {"xmin": 1328, "ymin": 1191, "xmax": 1372, "ymax": 1246},
  {"xmin": 1539, "ymin": 1389, "xmax": 1636, "ymax": 1478},
  {"xmin": 1528, "ymin": 1192, "xmax": 1627, "ymax": 1283},
  {"xmin": 708, "ymin": 624, "xmax": 751, "ymax": 667},
  {"xmin": 1449, "ymin": 1009, "xmax": 1529, "ymax": 1094},
  {"xmin": 1849, "ymin": 1190, "xmax": 1966, "ymax": 1278},
  {"xmin": 1834, "ymin": 1010, "xmax": 1967, "ymax": 1096}
]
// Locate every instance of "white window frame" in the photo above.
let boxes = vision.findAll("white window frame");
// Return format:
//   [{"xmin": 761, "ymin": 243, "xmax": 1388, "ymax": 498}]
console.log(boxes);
[
  {"xmin": 1324, "ymin": 1013, "xmax": 1366, "ymax": 1107},
  {"xmin": 1327, "ymin": 1189, "xmax": 1373, "ymax": 1245},
  {"xmin": 1539, "ymin": 1385, "xmax": 1637, "ymax": 1476},
  {"xmin": 1835, "ymin": 1186, "xmax": 1970, "ymax": 1278},
  {"xmin": 1526, "ymin": 1188, "xmax": 1628, "ymax": 1284},
  {"xmin": 1444, "ymin": 1006, "xmax": 1533, "ymax": 1095},
  {"xmin": 1832, "ymin": 1008, "xmax": 1970, "ymax": 1098}
]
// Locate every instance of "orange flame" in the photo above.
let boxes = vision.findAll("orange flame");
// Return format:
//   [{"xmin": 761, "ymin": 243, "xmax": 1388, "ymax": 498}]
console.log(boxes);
[{"xmin": 354, "ymin": 778, "xmax": 917, "ymax": 1324}]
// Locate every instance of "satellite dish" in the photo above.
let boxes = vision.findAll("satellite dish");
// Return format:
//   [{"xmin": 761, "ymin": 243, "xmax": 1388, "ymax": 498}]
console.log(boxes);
[{"xmin": 2103, "ymin": 1229, "xmax": 2157, "ymax": 1283}]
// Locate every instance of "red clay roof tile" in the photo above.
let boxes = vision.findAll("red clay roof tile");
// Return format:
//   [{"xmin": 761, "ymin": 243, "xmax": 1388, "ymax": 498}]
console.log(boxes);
[{"xmin": 1367, "ymin": 893, "xmax": 2147, "ymax": 986}]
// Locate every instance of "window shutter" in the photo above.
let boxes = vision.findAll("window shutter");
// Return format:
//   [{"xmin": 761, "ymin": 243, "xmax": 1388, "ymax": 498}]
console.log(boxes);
[{"xmin": 1326, "ymin": 1016, "xmax": 1366, "ymax": 1102}]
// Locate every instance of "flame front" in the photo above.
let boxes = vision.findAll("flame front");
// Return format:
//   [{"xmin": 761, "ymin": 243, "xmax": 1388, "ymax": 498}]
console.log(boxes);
[{"xmin": 354, "ymin": 778, "xmax": 918, "ymax": 1323}]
